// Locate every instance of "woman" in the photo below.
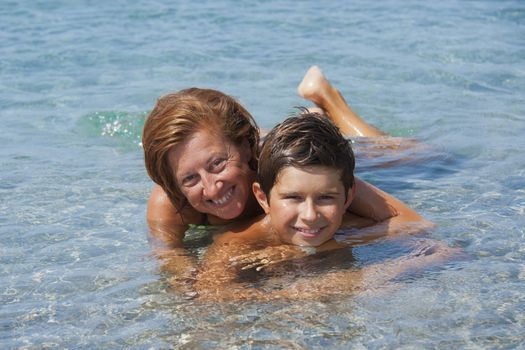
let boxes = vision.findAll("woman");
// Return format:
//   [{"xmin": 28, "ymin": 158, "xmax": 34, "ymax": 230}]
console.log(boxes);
[{"xmin": 143, "ymin": 87, "xmax": 263, "ymax": 247}]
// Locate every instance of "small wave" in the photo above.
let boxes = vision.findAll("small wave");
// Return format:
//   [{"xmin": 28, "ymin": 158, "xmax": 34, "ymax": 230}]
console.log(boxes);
[{"xmin": 76, "ymin": 111, "xmax": 147, "ymax": 149}]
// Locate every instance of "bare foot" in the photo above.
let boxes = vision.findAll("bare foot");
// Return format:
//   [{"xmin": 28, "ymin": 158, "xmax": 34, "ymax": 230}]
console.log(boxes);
[
  {"xmin": 297, "ymin": 65, "xmax": 387, "ymax": 137},
  {"xmin": 297, "ymin": 65, "xmax": 332, "ymax": 105}
]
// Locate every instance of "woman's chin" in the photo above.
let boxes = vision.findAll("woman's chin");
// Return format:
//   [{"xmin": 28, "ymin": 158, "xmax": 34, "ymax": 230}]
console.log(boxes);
[{"xmin": 209, "ymin": 203, "xmax": 244, "ymax": 222}]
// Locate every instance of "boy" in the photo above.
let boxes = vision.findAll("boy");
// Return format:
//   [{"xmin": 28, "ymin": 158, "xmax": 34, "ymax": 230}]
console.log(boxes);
[{"xmin": 191, "ymin": 112, "xmax": 455, "ymax": 301}]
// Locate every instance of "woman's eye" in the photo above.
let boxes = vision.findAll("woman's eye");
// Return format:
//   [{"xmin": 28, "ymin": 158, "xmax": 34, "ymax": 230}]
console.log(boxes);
[
  {"xmin": 181, "ymin": 174, "xmax": 198, "ymax": 186},
  {"xmin": 210, "ymin": 158, "xmax": 226, "ymax": 171}
]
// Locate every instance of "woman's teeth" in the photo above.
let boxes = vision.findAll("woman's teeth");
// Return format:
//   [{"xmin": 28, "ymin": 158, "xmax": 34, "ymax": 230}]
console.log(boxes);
[{"xmin": 211, "ymin": 187, "xmax": 234, "ymax": 205}]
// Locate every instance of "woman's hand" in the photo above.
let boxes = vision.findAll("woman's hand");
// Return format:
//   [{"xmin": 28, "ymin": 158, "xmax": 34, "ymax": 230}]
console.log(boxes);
[{"xmin": 229, "ymin": 245, "xmax": 317, "ymax": 271}]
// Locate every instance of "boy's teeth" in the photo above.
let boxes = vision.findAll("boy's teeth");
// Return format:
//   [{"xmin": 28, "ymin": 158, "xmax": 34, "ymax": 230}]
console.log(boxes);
[
  {"xmin": 212, "ymin": 187, "xmax": 233, "ymax": 205},
  {"xmin": 296, "ymin": 227, "xmax": 320, "ymax": 234}
]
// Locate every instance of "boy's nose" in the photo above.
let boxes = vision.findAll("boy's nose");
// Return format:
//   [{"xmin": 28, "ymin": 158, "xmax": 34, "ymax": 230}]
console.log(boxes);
[{"xmin": 300, "ymin": 200, "xmax": 318, "ymax": 222}]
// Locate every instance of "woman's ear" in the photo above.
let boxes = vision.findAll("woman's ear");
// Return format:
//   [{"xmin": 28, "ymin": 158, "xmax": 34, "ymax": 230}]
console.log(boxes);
[
  {"xmin": 252, "ymin": 182, "xmax": 270, "ymax": 214},
  {"xmin": 240, "ymin": 138, "xmax": 253, "ymax": 163},
  {"xmin": 344, "ymin": 183, "xmax": 356, "ymax": 210}
]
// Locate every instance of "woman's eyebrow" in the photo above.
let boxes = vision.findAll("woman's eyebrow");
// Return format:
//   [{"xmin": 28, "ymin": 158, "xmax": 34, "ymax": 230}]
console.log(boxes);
[{"xmin": 205, "ymin": 152, "xmax": 228, "ymax": 163}]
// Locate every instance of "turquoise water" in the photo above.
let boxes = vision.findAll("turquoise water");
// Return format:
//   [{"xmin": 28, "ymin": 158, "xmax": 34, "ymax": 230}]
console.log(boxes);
[{"xmin": 1, "ymin": 0, "xmax": 524, "ymax": 348}]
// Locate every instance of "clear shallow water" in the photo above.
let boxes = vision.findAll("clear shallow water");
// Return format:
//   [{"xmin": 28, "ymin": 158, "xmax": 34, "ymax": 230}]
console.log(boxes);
[{"xmin": 1, "ymin": 0, "xmax": 524, "ymax": 348}]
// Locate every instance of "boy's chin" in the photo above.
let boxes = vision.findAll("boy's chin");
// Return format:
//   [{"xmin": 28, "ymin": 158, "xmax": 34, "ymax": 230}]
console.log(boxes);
[{"xmin": 293, "ymin": 237, "xmax": 331, "ymax": 248}]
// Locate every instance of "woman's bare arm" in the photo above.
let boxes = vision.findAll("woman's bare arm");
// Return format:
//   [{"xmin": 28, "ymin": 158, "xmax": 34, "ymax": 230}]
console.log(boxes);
[
  {"xmin": 147, "ymin": 184, "xmax": 205, "ymax": 293},
  {"xmin": 344, "ymin": 177, "xmax": 433, "ymax": 241},
  {"xmin": 347, "ymin": 177, "xmax": 419, "ymax": 222},
  {"xmin": 274, "ymin": 239, "xmax": 460, "ymax": 300},
  {"xmin": 147, "ymin": 184, "xmax": 206, "ymax": 248}
]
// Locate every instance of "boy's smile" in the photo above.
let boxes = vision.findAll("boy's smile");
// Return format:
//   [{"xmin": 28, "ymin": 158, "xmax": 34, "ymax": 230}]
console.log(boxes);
[{"xmin": 254, "ymin": 165, "xmax": 353, "ymax": 247}]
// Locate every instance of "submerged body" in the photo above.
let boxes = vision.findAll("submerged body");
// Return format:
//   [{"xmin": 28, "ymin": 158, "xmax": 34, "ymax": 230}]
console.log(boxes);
[{"xmin": 193, "ymin": 218, "xmax": 457, "ymax": 301}]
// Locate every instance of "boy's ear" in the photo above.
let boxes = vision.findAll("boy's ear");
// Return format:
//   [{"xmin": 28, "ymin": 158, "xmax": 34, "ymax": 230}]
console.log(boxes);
[
  {"xmin": 344, "ymin": 183, "xmax": 356, "ymax": 210},
  {"xmin": 252, "ymin": 182, "xmax": 270, "ymax": 214}
]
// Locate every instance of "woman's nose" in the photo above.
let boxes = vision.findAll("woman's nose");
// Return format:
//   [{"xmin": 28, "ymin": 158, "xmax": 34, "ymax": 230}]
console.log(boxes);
[{"xmin": 201, "ymin": 173, "xmax": 223, "ymax": 198}]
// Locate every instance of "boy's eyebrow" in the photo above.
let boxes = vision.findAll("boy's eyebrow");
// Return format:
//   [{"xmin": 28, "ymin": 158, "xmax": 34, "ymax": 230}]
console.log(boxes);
[
  {"xmin": 276, "ymin": 190, "xmax": 301, "ymax": 196},
  {"xmin": 276, "ymin": 190, "xmax": 343, "ymax": 196},
  {"xmin": 318, "ymin": 191, "xmax": 343, "ymax": 196}
]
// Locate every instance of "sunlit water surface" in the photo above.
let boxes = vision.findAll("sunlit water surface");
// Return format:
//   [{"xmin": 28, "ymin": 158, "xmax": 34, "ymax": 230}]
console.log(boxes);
[{"xmin": 1, "ymin": 0, "xmax": 524, "ymax": 348}]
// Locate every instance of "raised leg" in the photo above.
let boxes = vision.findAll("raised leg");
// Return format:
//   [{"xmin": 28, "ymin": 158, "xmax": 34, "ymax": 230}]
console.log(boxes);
[{"xmin": 298, "ymin": 66, "xmax": 386, "ymax": 137}]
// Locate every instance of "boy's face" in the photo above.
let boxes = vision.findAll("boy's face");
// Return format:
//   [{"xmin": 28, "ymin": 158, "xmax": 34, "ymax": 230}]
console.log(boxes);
[{"xmin": 253, "ymin": 165, "xmax": 353, "ymax": 247}]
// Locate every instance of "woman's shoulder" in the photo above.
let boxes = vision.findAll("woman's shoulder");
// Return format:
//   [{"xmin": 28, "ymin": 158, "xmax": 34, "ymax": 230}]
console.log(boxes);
[{"xmin": 147, "ymin": 184, "xmax": 205, "ymax": 225}]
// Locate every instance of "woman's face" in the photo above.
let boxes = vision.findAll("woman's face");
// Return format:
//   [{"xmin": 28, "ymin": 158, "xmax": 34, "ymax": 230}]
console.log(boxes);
[{"xmin": 168, "ymin": 128, "xmax": 255, "ymax": 220}]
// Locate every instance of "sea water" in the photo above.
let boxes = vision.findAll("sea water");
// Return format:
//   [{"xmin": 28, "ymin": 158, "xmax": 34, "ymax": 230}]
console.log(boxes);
[{"xmin": 1, "ymin": 0, "xmax": 524, "ymax": 348}]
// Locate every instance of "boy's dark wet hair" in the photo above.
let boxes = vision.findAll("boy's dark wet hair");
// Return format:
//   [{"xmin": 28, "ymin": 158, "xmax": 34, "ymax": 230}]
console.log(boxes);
[{"xmin": 257, "ymin": 111, "xmax": 355, "ymax": 198}]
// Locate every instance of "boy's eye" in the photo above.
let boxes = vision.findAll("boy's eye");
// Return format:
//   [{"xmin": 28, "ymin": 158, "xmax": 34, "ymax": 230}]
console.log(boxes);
[
  {"xmin": 283, "ymin": 195, "xmax": 302, "ymax": 201},
  {"xmin": 318, "ymin": 195, "xmax": 336, "ymax": 202}
]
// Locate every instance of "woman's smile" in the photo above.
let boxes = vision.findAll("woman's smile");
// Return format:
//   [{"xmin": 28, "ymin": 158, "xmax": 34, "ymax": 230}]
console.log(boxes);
[{"xmin": 207, "ymin": 186, "xmax": 235, "ymax": 206}]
